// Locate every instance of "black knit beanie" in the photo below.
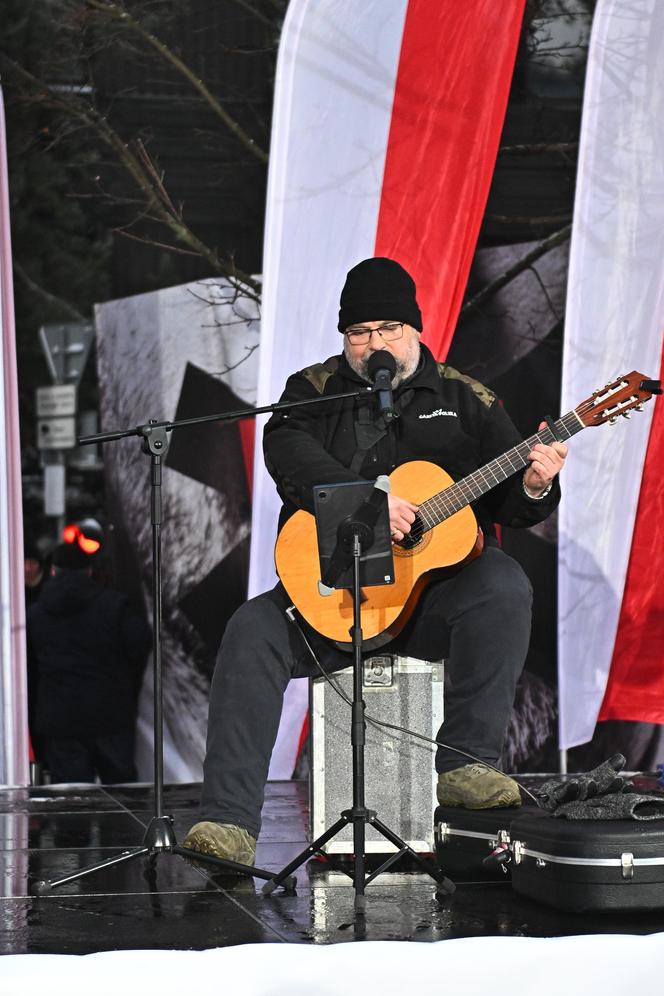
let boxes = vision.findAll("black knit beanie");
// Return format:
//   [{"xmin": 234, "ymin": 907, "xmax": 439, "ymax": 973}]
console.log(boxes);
[
  {"xmin": 52, "ymin": 542, "xmax": 94, "ymax": 571},
  {"xmin": 338, "ymin": 257, "xmax": 422, "ymax": 332}
]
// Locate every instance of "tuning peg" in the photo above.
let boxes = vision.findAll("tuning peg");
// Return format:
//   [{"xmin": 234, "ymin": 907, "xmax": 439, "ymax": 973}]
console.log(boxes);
[
  {"xmin": 635, "ymin": 404, "xmax": 644, "ymax": 411},
  {"xmin": 609, "ymin": 416, "xmax": 618, "ymax": 424},
  {"xmin": 622, "ymin": 412, "xmax": 631, "ymax": 419}
]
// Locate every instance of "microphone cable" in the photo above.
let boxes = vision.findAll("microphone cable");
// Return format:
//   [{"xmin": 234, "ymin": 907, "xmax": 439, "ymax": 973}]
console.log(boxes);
[{"xmin": 285, "ymin": 606, "xmax": 539, "ymax": 806}]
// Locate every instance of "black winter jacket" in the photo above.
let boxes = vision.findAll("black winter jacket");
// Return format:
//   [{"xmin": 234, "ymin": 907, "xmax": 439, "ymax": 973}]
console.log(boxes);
[
  {"xmin": 263, "ymin": 344, "xmax": 560, "ymax": 538},
  {"xmin": 27, "ymin": 571, "xmax": 152, "ymax": 738}
]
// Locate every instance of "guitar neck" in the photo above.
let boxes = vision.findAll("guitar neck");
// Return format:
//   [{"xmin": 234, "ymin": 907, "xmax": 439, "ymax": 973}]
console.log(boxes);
[{"xmin": 418, "ymin": 410, "xmax": 584, "ymax": 529}]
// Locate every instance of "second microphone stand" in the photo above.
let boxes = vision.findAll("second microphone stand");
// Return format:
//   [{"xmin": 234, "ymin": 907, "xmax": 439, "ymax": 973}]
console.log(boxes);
[
  {"xmin": 32, "ymin": 388, "xmax": 373, "ymax": 897},
  {"xmin": 262, "ymin": 481, "xmax": 455, "ymax": 913}
]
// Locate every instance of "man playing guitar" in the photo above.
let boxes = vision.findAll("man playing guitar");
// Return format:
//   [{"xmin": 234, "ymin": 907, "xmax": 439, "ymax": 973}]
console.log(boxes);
[{"xmin": 184, "ymin": 257, "xmax": 567, "ymax": 866}]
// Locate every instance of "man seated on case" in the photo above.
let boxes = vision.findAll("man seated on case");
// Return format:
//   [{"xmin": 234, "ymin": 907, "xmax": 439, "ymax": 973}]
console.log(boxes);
[{"xmin": 184, "ymin": 257, "xmax": 567, "ymax": 866}]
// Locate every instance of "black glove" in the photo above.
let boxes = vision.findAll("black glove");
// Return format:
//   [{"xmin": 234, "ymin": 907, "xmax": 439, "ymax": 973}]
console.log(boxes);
[
  {"xmin": 535, "ymin": 754, "xmax": 628, "ymax": 812},
  {"xmin": 554, "ymin": 791, "xmax": 664, "ymax": 821}
]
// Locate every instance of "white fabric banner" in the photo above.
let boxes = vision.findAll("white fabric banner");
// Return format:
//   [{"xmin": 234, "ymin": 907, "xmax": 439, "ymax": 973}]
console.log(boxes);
[
  {"xmin": 250, "ymin": 0, "xmax": 408, "ymax": 597},
  {"xmin": 251, "ymin": 0, "xmax": 408, "ymax": 777},
  {"xmin": 95, "ymin": 279, "xmax": 260, "ymax": 783},
  {"xmin": 0, "ymin": 87, "xmax": 29, "ymax": 787},
  {"xmin": 558, "ymin": 0, "xmax": 664, "ymax": 748}
]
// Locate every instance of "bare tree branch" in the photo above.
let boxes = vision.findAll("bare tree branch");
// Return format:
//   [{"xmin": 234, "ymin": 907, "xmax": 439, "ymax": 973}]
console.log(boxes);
[
  {"xmin": 111, "ymin": 227, "xmax": 204, "ymax": 257},
  {"xmin": 527, "ymin": 264, "xmax": 561, "ymax": 322},
  {"xmin": 84, "ymin": 0, "xmax": 269, "ymax": 164},
  {"xmin": 13, "ymin": 260, "xmax": 87, "ymax": 321},
  {"xmin": 485, "ymin": 214, "xmax": 572, "ymax": 226},
  {"xmin": 227, "ymin": 0, "xmax": 278, "ymax": 30},
  {"xmin": 2, "ymin": 54, "xmax": 262, "ymax": 302},
  {"xmin": 213, "ymin": 343, "xmax": 259, "ymax": 376},
  {"xmin": 499, "ymin": 141, "xmax": 578, "ymax": 156},
  {"xmin": 460, "ymin": 224, "xmax": 572, "ymax": 319},
  {"xmin": 134, "ymin": 138, "xmax": 179, "ymax": 216}
]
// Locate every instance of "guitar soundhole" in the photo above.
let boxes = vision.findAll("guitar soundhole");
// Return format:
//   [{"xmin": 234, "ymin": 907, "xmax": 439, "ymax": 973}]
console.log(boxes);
[{"xmin": 394, "ymin": 513, "xmax": 429, "ymax": 555}]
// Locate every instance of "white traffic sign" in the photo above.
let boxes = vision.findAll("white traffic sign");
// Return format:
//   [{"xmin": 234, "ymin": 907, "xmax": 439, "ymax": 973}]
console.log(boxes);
[
  {"xmin": 37, "ymin": 417, "xmax": 77, "ymax": 450},
  {"xmin": 39, "ymin": 323, "xmax": 94, "ymax": 385},
  {"xmin": 44, "ymin": 463, "xmax": 66, "ymax": 516},
  {"xmin": 36, "ymin": 384, "xmax": 77, "ymax": 418}
]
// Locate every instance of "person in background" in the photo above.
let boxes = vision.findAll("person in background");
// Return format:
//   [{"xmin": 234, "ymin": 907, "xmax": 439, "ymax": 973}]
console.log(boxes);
[
  {"xmin": 24, "ymin": 537, "xmax": 50, "ymax": 767},
  {"xmin": 24, "ymin": 539, "xmax": 47, "ymax": 608},
  {"xmin": 27, "ymin": 542, "xmax": 152, "ymax": 784}
]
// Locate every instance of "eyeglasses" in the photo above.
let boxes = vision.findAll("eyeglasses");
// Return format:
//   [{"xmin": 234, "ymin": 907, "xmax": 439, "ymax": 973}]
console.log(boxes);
[{"xmin": 344, "ymin": 322, "xmax": 404, "ymax": 345}]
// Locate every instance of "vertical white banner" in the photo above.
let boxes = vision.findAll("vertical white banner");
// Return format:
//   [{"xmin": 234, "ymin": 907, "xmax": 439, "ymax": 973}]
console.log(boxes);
[
  {"xmin": 558, "ymin": 0, "xmax": 664, "ymax": 748},
  {"xmin": 0, "ymin": 87, "xmax": 29, "ymax": 786},
  {"xmin": 250, "ymin": 0, "xmax": 408, "ymax": 777},
  {"xmin": 96, "ymin": 279, "xmax": 260, "ymax": 782},
  {"xmin": 249, "ymin": 0, "xmax": 408, "ymax": 598}
]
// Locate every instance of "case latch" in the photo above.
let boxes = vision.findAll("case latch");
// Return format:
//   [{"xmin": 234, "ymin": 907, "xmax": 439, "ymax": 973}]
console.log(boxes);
[
  {"xmin": 436, "ymin": 821, "xmax": 449, "ymax": 844},
  {"xmin": 364, "ymin": 655, "xmax": 394, "ymax": 687},
  {"xmin": 621, "ymin": 852, "xmax": 634, "ymax": 879}
]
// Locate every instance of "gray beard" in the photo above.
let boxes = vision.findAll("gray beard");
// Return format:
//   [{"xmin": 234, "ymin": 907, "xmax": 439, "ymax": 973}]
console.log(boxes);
[{"xmin": 344, "ymin": 341, "xmax": 421, "ymax": 387}]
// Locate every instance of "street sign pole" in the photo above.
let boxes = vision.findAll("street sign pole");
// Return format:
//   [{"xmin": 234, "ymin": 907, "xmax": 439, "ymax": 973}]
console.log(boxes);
[{"xmin": 37, "ymin": 323, "xmax": 93, "ymax": 538}]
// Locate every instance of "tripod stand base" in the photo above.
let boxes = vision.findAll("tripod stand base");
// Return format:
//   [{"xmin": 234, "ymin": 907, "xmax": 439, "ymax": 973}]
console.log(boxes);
[
  {"xmin": 31, "ymin": 845, "xmax": 152, "ymax": 896},
  {"xmin": 262, "ymin": 808, "xmax": 455, "ymax": 900},
  {"xmin": 143, "ymin": 815, "xmax": 177, "ymax": 849},
  {"xmin": 30, "ymin": 816, "xmax": 296, "ymax": 896},
  {"xmin": 174, "ymin": 846, "xmax": 296, "ymax": 891}
]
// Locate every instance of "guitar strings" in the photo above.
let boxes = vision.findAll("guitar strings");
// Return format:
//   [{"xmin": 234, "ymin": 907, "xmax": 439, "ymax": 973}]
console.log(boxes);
[
  {"xmin": 402, "ymin": 395, "xmax": 635, "ymax": 541},
  {"xmin": 395, "ymin": 418, "xmax": 571, "ymax": 547},
  {"xmin": 409, "ymin": 393, "xmax": 642, "ymax": 535}
]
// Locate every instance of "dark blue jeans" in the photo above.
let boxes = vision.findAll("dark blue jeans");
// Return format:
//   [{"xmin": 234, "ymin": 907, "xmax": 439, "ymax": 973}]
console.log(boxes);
[{"xmin": 200, "ymin": 545, "xmax": 532, "ymax": 837}]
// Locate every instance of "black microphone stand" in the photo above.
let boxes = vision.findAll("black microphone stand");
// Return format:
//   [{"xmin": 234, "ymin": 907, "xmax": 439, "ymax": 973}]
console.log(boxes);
[
  {"xmin": 31, "ymin": 388, "xmax": 373, "ymax": 897},
  {"xmin": 262, "ymin": 481, "xmax": 455, "ymax": 914}
]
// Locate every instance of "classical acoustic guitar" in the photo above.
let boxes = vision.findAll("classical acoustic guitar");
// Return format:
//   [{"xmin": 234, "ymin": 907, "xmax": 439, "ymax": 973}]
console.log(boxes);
[{"xmin": 275, "ymin": 371, "xmax": 660, "ymax": 649}]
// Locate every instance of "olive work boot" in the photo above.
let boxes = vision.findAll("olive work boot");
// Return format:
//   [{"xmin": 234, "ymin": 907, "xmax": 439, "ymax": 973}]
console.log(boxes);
[
  {"xmin": 437, "ymin": 763, "xmax": 522, "ymax": 809},
  {"xmin": 182, "ymin": 821, "xmax": 257, "ymax": 866}
]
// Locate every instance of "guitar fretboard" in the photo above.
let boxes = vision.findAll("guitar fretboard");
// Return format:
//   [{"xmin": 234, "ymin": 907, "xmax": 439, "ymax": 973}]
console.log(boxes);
[{"xmin": 417, "ymin": 409, "xmax": 584, "ymax": 531}]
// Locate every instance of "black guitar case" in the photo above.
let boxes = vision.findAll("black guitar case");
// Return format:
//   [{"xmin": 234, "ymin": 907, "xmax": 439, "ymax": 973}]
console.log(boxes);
[
  {"xmin": 509, "ymin": 809, "xmax": 664, "ymax": 912},
  {"xmin": 434, "ymin": 804, "xmax": 522, "ymax": 879}
]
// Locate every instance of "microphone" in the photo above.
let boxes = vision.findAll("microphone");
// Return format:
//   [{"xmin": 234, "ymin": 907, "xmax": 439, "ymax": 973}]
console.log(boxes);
[{"xmin": 367, "ymin": 350, "xmax": 397, "ymax": 421}]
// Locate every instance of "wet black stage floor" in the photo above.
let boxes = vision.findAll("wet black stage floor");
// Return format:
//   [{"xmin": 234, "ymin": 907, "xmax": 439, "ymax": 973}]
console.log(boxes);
[{"xmin": 1, "ymin": 779, "xmax": 664, "ymax": 954}]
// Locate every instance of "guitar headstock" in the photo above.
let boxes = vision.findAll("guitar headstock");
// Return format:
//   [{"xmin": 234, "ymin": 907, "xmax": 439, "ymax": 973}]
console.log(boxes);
[{"xmin": 575, "ymin": 371, "xmax": 662, "ymax": 427}]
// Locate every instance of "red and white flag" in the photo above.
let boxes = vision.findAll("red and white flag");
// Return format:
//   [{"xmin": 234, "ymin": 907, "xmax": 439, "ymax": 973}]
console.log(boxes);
[
  {"xmin": 249, "ymin": 0, "xmax": 525, "ymax": 776},
  {"xmin": 559, "ymin": 0, "xmax": 664, "ymax": 749}
]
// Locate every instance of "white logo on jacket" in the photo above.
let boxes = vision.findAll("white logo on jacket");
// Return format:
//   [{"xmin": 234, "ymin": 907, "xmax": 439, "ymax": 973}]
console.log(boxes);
[{"xmin": 418, "ymin": 409, "xmax": 458, "ymax": 419}]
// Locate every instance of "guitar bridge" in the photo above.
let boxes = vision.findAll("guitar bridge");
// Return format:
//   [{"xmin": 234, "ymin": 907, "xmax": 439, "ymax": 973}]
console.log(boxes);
[{"xmin": 398, "ymin": 512, "xmax": 425, "ymax": 550}]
